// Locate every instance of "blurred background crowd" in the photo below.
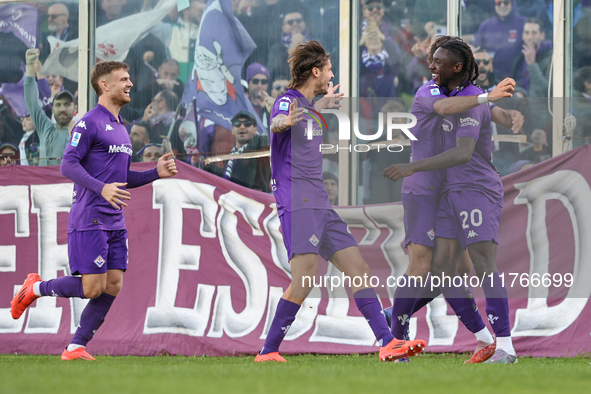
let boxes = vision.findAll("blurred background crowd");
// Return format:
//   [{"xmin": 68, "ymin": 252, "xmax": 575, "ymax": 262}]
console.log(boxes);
[{"xmin": 0, "ymin": 0, "xmax": 589, "ymax": 205}]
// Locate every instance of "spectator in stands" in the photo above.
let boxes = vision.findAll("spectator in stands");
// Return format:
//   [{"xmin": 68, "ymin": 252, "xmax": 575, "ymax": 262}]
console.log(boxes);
[
  {"xmin": 168, "ymin": 0, "xmax": 206, "ymax": 83},
  {"xmin": 44, "ymin": 74, "xmax": 65, "ymax": 101},
  {"xmin": 242, "ymin": 0, "xmax": 286, "ymax": 67},
  {"xmin": 572, "ymin": 67, "xmax": 591, "ymax": 148},
  {"xmin": 16, "ymin": 115, "xmax": 39, "ymax": 166},
  {"xmin": 473, "ymin": 0, "xmax": 526, "ymax": 81},
  {"xmin": 97, "ymin": 0, "xmax": 130, "ymax": 26},
  {"xmin": 520, "ymin": 127, "xmax": 551, "ymax": 163},
  {"xmin": 359, "ymin": 0, "xmax": 402, "ymax": 99},
  {"xmin": 205, "ymin": 111, "xmax": 271, "ymax": 192},
  {"xmin": 323, "ymin": 171, "xmax": 339, "ymax": 206},
  {"xmin": 245, "ymin": 63, "xmax": 270, "ymax": 125},
  {"xmin": 129, "ymin": 121, "xmax": 151, "ymax": 162},
  {"xmin": 267, "ymin": 6, "xmax": 311, "ymax": 81},
  {"xmin": 24, "ymin": 49, "xmax": 75, "ymax": 166},
  {"xmin": 474, "ymin": 49, "xmax": 497, "ymax": 92},
  {"xmin": 135, "ymin": 58, "xmax": 185, "ymax": 113},
  {"xmin": 139, "ymin": 143, "xmax": 164, "ymax": 162},
  {"xmin": 0, "ymin": 142, "xmax": 19, "ymax": 166},
  {"xmin": 515, "ymin": 0, "xmax": 552, "ymax": 37},
  {"xmin": 411, "ymin": 0, "xmax": 447, "ymax": 39},
  {"xmin": 270, "ymin": 76, "xmax": 289, "ymax": 99},
  {"xmin": 40, "ymin": 3, "xmax": 78, "ymax": 62},
  {"xmin": 146, "ymin": 89, "xmax": 179, "ymax": 143},
  {"xmin": 512, "ymin": 18, "xmax": 552, "ymax": 96}
]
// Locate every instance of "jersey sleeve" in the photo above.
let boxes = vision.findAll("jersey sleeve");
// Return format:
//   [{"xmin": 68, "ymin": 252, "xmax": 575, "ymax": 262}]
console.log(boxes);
[
  {"xmin": 60, "ymin": 120, "xmax": 105, "ymax": 194},
  {"xmin": 270, "ymin": 95, "xmax": 292, "ymax": 121},
  {"xmin": 414, "ymin": 86, "xmax": 446, "ymax": 114},
  {"xmin": 455, "ymin": 105, "xmax": 486, "ymax": 141}
]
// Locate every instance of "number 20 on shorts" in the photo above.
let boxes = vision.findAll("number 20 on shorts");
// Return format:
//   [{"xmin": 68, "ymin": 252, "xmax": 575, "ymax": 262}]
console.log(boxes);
[{"xmin": 460, "ymin": 209, "xmax": 482, "ymax": 229}]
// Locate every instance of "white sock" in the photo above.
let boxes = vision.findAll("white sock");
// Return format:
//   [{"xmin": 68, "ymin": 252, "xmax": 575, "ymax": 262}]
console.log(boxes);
[
  {"xmin": 32, "ymin": 282, "xmax": 42, "ymax": 297},
  {"xmin": 496, "ymin": 336, "xmax": 516, "ymax": 355},
  {"xmin": 474, "ymin": 327, "xmax": 494, "ymax": 344},
  {"xmin": 66, "ymin": 344, "xmax": 85, "ymax": 352}
]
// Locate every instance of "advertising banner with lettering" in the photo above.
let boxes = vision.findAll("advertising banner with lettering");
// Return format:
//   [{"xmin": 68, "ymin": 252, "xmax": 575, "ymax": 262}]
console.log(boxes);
[{"xmin": 0, "ymin": 145, "xmax": 590, "ymax": 357}]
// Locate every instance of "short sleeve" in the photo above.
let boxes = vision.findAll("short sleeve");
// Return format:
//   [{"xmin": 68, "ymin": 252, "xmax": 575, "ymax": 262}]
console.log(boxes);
[
  {"xmin": 455, "ymin": 105, "xmax": 485, "ymax": 141},
  {"xmin": 414, "ymin": 86, "xmax": 445, "ymax": 115}
]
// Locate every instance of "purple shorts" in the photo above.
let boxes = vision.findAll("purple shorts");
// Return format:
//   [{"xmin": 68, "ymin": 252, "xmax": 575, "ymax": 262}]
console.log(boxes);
[
  {"xmin": 68, "ymin": 230, "xmax": 128, "ymax": 275},
  {"xmin": 279, "ymin": 208, "xmax": 357, "ymax": 261},
  {"xmin": 402, "ymin": 193, "xmax": 438, "ymax": 248},
  {"xmin": 435, "ymin": 191, "xmax": 501, "ymax": 249}
]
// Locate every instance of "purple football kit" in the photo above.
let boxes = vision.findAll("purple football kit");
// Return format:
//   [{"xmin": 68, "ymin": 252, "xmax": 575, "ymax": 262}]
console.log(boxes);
[
  {"xmin": 401, "ymin": 80, "xmax": 448, "ymax": 248},
  {"xmin": 391, "ymin": 81, "xmax": 489, "ymax": 343},
  {"xmin": 270, "ymin": 89, "xmax": 356, "ymax": 260},
  {"xmin": 433, "ymin": 83, "xmax": 512, "ymax": 342},
  {"xmin": 435, "ymin": 84, "xmax": 504, "ymax": 249},
  {"xmin": 19, "ymin": 103, "xmax": 164, "ymax": 353},
  {"xmin": 262, "ymin": 88, "xmax": 399, "ymax": 358},
  {"xmin": 62, "ymin": 104, "xmax": 159, "ymax": 274}
]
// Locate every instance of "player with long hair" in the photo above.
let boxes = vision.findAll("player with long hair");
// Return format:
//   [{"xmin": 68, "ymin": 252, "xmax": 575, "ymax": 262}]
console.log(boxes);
[{"xmin": 255, "ymin": 40, "xmax": 427, "ymax": 363}]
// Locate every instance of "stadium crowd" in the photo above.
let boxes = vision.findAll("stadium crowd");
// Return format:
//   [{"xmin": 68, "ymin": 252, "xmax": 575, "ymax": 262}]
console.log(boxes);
[{"xmin": 0, "ymin": 0, "xmax": 590, "ymax": 202}]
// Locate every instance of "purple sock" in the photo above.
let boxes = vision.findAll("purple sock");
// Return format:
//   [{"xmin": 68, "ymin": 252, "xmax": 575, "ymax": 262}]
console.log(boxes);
[
  {"xmin": 390, "ymin": 275, "xmax": 422, "ymax": 339},
  {"xmin": 39, "ymin": 276, "xmax": 85, "ymax": 298},
  {"xmin": 260, "ymin": 298, "xmax": 300, "ymax": 355},
  {"xmin": 411, "ymin": 274, "xmax": 442, "ymax": 314},
  {"xmin": 440, "ymin": 274, "xmax": 486, "ymax": 334},
  {"xmin": 70, "ymin": 293, "xmax": 115, "ymax": 347},
  {"xmin": 354, "ymin": 288, "xmax": 395, "ymax": 346},
  {"xmin": 482, "ymin": 271, "xmax": 511, "ymax": 337}
]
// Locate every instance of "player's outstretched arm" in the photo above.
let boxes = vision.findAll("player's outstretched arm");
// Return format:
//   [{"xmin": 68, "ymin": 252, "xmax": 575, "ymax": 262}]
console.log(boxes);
[
  {"xmin": 491, "ymin": 107, "xmax": 524, "ymax": 133},
  {"xmin": 383, "ymin": 137, "xmax": 476, "ymax": 182},
  {"xmin": 432, "ymin": 78, "xmax": 516, "ymax": 116},
  {"xmin": 271, "ymin": 100, "xmax": 304, "ymax": 134}
]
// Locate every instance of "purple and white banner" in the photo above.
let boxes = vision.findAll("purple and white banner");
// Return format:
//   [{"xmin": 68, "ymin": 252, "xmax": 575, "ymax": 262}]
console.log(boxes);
[{"xmin": 0, "ymin": 145, "xmax": 590, "ymax": 357}]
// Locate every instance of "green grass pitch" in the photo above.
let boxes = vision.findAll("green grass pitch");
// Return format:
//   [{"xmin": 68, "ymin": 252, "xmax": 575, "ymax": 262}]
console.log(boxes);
[{"xmin": 1, "ymin": 353, "xmax": 589, "ymax": 394}]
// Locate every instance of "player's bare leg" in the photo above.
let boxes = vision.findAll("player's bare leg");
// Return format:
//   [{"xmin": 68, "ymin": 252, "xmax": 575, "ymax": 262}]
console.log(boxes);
[
  {"xmin": 255, "ymin": 253, "xmax": 318, "ymax": 362},
  {"xmin": 468, "ymin": 241, "xmax": 516, "ymax": 364},
  {"xmin": 329, "ymin": 246, "xmax": 426, "ymax": 361}
]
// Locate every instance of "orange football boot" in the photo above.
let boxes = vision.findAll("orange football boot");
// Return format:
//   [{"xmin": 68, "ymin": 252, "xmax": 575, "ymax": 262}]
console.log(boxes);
[
  {"xmin": 464, "ymin": 340, "xmax": 496, "ymax": 364},
  {"xmin": 11, "ymin": 273, "xmax": 41, "ymax": 319},
  {"xmin": 379, "ymin": 338, "xmax": 426, "ymax": 362},
  {"xmin": 61, "ymin": 347, "xmax": 96, "ymax": 361},
  {"xmin": 254, "ymin": 352, "xmax": 287, "ymax": 362}
]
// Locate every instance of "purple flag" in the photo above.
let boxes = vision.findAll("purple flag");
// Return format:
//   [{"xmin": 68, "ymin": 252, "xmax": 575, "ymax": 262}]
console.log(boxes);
[
  {"xmin": 0, "ymin": 4, "xmax": 38, "ymax": 48},
  {"xmin": 181, "ymin": 0, "xmax": 266, "ymax": 134},
  {"xmin": 0, "ymin": 4, "xmax": 39, "ymax": 116}
]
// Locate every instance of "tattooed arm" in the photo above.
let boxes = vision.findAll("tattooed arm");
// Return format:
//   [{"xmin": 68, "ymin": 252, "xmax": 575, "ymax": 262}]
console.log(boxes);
[{"xmin": 271, "ymin": 99, "xmax": 305, "ymax": 134}]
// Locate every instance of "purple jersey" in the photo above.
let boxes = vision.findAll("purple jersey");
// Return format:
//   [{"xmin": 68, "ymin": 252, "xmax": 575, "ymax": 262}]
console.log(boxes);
[
  {"xmin": 270, "ymin": 89, "xmax": 331, "ymax": 215},
  {"xmin": 442, "ymin": 84, "xmax": 503, "ymax": 203},
  {"xmin": 401, "ymin": 80, "xmax": 447, "ymax": 196},
  {"xmin": 61, "ymin": 104, "xmax": 159, "ymax": 232}
]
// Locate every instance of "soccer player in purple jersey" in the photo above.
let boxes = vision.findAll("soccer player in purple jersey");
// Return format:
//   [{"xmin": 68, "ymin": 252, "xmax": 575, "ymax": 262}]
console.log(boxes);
[
  {"xmin": 10, "ymin": 61, "xmax": 178, "ymax": 361},
  {"xmin": 384, "ymin": 39, "xmax": 518, "ymax": 364},
  {"xmin": 384, "ymin": 36, "xmax": 523, "ymax": 364},
  {"xmin": 255, "ymin": 40, "xmax": 427, "ymax": 363}
]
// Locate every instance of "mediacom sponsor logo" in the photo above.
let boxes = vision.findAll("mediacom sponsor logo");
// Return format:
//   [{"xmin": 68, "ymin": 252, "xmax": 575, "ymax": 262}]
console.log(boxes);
[{"xmin": 108, "ymin": 144, "xmax": 133, "ymax": 156}]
